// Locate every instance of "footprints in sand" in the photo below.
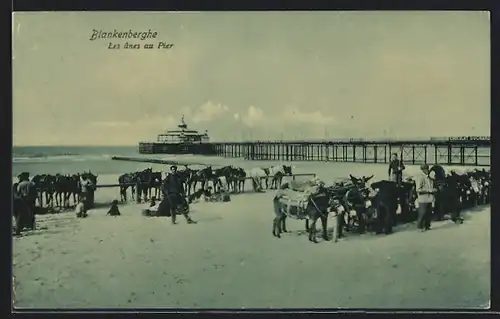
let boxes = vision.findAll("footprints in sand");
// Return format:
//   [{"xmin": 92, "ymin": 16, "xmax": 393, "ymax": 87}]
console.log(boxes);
[
  {"xmin": 92, "ymin": 236, "xmax": 106, "ymax": 244},
  {"xmin": 174, "ymin": 276, "xmax": 190, "ymax": 284},
  {"xmin": 127, "ymin": 292, "xmax": 137, "ymax": 304},
  {"xmin": 159, "ymin": 271, "xmax": 190, "ymax": 285},
  {"xmin": 34, "ymin": 277, "xmax": 45, "ymax": 287},
  {"xmin": 212, "ymin": 263, "xmax": 225, "ymax": 270}
]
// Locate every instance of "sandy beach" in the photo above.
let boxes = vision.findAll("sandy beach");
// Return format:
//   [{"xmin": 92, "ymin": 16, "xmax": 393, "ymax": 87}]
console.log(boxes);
[
  {"xmin": 12, "ymin": 10, "xmax": 491, "ymax": 310},
  {"xmin": 12, "ymin": 168, "xmax": 490, "ymax": 309}
]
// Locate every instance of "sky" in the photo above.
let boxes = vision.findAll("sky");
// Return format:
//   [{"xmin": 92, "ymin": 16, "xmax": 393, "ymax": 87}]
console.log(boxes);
[{"xmin": 12, "ymin": 11, "xmax": 490, "ymax": 146}]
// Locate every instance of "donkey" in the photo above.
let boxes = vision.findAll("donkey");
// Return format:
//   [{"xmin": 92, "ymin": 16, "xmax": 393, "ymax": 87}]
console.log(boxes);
[
  {"xmin": 188, "ymin": 166, "xmax": 215, "ymax": 195},
  {"xmin": 247, "ymin": 167, "xmax": 270, "ymax": 191},
  {"xmin": 272, "ymin": 183, "xmax": 331, "ymax": 243},
  {"xmin": 267, "ymin": 165, "xmax": 293, "ymax": 189},
  {"xmin": 118, "ymin": 172, "xmax": 138, "ymax": 202}
]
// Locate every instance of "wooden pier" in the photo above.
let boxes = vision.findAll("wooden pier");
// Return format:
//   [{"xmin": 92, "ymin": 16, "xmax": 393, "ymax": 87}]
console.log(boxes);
[{"xmin": 210, "ymin": 137, "xmax": 491, "ymax": 167}]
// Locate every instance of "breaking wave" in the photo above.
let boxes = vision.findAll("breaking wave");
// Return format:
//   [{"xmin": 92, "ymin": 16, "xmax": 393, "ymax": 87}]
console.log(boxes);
[{"xmin": 13, "ymin": 154, "xmax": 114, "ymax": 163}]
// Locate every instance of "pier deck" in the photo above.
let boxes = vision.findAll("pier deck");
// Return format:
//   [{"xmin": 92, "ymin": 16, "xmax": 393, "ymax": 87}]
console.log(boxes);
[{"xmin": 209, "ymin": 137, "xmax": 490, "ymax": 167}]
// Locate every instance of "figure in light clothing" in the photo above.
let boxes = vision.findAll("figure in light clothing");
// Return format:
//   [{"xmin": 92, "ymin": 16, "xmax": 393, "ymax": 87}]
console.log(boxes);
[
  {"xmin": 327, "ymin": 197, "xmax": 345, "ymax": 242},
  {"xmin": 80, "ymin": 176, "xmax": 94, "ymax": 210},
  {"xmin": 75, "ymin": 200, "xmax": 87, "ymax": 218},
  {"xmin": 416, "ymin": 164, "xmax": 435, "ymax": 231}
]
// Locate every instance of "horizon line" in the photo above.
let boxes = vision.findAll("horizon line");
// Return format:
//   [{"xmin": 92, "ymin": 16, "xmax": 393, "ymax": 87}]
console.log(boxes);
[{"xmin": 13, "ymin": 144, "xmax": 138, "ymax": 148}]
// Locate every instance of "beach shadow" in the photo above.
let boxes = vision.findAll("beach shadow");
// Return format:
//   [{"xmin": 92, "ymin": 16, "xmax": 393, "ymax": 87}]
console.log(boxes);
[
  {"xmin": 236, "ymin": 190, "xmax": 269, "ymax": 196},
  {"xmin": 33, "ymin": 206, "xmax": 81, "ymax": 215},
  {"xmin": 326, "ymin": 228, "xmax": 384, "ymax": 243},
  {"xmin": 282, "ymin": 228, "xmax": 309, "ymax": 237},
  {"xmin": 290, "ymin": 223, "xmax": 411, "ymax": 243},
  {"xmin": 13, "ymin": 228, "xmax": 68, "ymax": 238},
  {"xmin": 90, "ymin": 201, "xmax": 119, "ymax": 209},
  {"xmin": 464, "ymin": 204, "xmax": 489, "ymax": 215},
  {"xmin": 280, "ymin": 227, "xmax": 342, "ymax": 243},
  {"xmin": 194, "ymin": 216, "xmax": 224, "ymax": 223},
  {"xmin": 430, "ymin": 221, "xmax": 462, "ymax": 231}
]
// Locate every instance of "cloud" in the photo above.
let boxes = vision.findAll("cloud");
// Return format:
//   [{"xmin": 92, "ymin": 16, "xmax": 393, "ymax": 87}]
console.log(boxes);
[
  {"xmin": 191, "ymin": 100, "xmax": 230, "ymax": 124},
  {"xmin": 91, "ymin": 121, "xmax": 131, "ymax": 128},
  {"xmin": 241, "ymin": 105, "xmax": 265, "ymax": 127},
  {"xmin": 240, "ymin": 105, "xmax": 335, "ymax": 128},
  {"xmin": 283, "ymin": 107, "xmax": 336, "ymax": 126},
  {"xmin": 130, "ymin": 115, "xmax": 178, "ymax": 141}
]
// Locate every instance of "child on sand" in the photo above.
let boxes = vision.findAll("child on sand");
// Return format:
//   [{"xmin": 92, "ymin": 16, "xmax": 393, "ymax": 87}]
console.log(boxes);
[
  {"xmin": 75, "ymin": 199, "xmax": 87, "ymax": 218},
  {"xmin": 328, "ymin": 197, "xmax": 345, "ymax": 242},
  {"xmin": 141, "ymin": 197, "xmax": 160, "ymax": 217},
  {"xmin": 106, "ymin": 200, "xmax": 121, "ymax": 216}
]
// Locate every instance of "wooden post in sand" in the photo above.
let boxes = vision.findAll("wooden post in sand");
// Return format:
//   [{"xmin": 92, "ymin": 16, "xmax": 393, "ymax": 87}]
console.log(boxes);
[
  {"xmin": 88, "ymin": 189, "xmax": 95, "ymax": 209},
  {"xmin": 136, "ymin": 181, "xmax": 141, "ymax": 204},
  {"xmin": 38, "ymin": 189, "xmax": 43, "ymax": 208}
]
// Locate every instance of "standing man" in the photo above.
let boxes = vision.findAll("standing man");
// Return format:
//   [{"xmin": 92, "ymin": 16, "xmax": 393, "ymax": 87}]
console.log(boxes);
[
  {"xmin": 388, "ymin": 153, "xmax": 405, "ymax": 185},
  {"xmin": 417, "ymin": 164, "xmax": 436, "ymax": 232},
  {"xmin": 80, "ymin": 174, "xmax": 94, "ymax": 211},
  {"xmin": 162, "ymin": 165, "xmax": 196, "ymax": 225},
  {"xmin": 15, "ymin": 172, "xmax": 37, "ymax": 235},
  {"xmin": 371, "ymin": 181, "xmax": 398, "ymax": 234}
]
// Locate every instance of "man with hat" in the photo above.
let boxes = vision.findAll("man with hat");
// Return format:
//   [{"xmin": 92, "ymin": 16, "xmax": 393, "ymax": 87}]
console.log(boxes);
[
  {"xmin": 161, "ymin": 165, "xmax": 196, "ymax": 224},
  {"xmin": 15, "ymin": 172, "xmax": 37, "ymax": 235},
  {"xmin": 416, "ymin": 163, "xmax": 436, "ymax": 231}
]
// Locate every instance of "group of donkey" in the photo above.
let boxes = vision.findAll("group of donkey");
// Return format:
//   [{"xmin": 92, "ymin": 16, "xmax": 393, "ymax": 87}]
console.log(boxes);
[
  {"xmin": 118, "ymin": 168, "xmax": 162, "ymax": 202},
  {"xmin": 16, "ymin": 171, "xmax": 98, "ymax": 209},
  {"xmin": 117, "ymin": 164, "xmax": 294, "ymax": 202},
  {"xmin": 272, "ymin": 166, "xmax": 491, "ymax": 244}
]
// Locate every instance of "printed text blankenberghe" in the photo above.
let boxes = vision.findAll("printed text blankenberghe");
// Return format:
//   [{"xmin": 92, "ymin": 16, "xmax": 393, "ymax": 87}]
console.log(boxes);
[{"xmin": 90, "ymin": 29, "xmax": 158, "ymax": 41}]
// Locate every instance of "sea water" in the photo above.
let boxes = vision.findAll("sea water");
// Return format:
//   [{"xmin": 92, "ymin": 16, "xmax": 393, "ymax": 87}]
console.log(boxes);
[{"xmin": 12, "ymin": 145, "xmax": 490, "ymax": 185}]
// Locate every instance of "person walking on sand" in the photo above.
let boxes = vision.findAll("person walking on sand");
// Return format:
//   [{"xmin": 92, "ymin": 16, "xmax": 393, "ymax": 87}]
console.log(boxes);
[
  {"xmin": 388, "ymin": 153, "xmax": 405, "ymax": 185},
  {"xmin": 417, "ymin": 164, "xmax": 436, "ymax": 232},
  {"xmin": 162, "ymin": 165, "xmax": 196, "ymax": 225}
]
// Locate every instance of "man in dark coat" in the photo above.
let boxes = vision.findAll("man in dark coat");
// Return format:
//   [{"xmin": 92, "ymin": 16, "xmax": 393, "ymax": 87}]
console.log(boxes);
[
  {"xmin": 15, "ymin": 172, "xmax": 36, "ymax": 235},
  {"xmin": 370, "ymin": 180, "xmax": 399, "ymax": 234},
  {"xmin": 388, "ymin": 153, "xmax": 405, "ymax": 186},
  {"xmin": 161, "ymin": 165, "xmax": 196, "ymax": 225}
]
